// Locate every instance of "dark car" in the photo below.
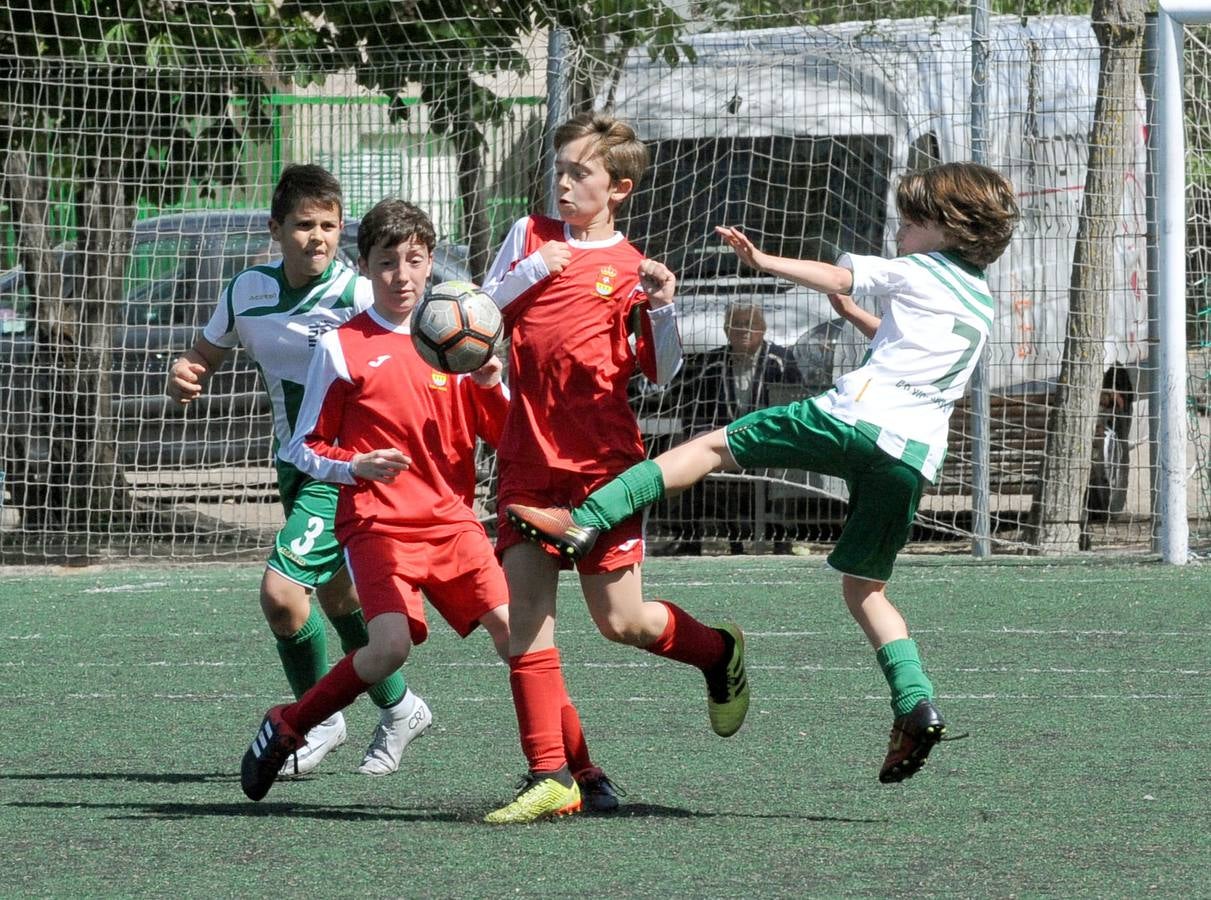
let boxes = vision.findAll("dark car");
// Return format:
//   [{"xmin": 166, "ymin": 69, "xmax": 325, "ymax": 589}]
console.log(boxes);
[{"xmin": 0, "ymin": 210, "xmax": 472, "ymax": 522}]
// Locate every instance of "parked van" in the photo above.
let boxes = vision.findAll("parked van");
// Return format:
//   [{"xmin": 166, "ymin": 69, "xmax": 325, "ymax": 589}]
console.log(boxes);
[{"xmin": 609, "ymin": 14, "xmax": 1146, "ymax": 512}]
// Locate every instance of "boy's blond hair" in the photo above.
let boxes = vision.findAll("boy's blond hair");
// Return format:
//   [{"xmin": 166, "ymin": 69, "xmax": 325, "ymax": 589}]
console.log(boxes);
[
  {"xmin": 554, "ymin": 112, "xmax": 650, "ymax": 190},
  {"xmin": 896, "ymin": 162, "xmax": 1019, "ymax": 268}
]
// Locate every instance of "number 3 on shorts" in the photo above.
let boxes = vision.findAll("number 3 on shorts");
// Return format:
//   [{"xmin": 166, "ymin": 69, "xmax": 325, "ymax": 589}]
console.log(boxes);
[{"xmin": 290, "ymin": 516, "xmax": 326, "ymax": 556}]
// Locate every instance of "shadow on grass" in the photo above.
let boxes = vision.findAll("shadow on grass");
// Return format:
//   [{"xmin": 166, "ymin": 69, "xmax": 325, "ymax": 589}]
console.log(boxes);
[
  {"xmin": 8, "ymin": 798, "xmax": 883, "ymax": 825},
  {"xmin": 0, "ymin": 772, "xmax": 232, "ymax": 785}
]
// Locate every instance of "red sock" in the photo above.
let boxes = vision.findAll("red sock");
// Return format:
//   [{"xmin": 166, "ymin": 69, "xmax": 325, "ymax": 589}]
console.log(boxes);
[
  {"xmin": 646, "ymin": 601, "xmax": 726, "ymax": 671},
  {"xmin": 561, "ymin": 692, "xmax": 593, "ymax": 777},
  {"xmin": 282, "ymin": 653, "xmax": 370, "ymax": 735},
  {"xmin": 509, "ymin": 647, "xmax": 569, "ymax": 774}
]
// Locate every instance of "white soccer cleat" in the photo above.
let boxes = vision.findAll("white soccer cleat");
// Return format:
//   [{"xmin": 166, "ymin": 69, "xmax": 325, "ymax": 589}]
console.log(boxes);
[
  {"xmin": 278, "ymin": 712, "xmax": 347, "ymax": 779},
  {"xmin": 357, "ymin": 691, "xmax": 433, "ymax": 776}
]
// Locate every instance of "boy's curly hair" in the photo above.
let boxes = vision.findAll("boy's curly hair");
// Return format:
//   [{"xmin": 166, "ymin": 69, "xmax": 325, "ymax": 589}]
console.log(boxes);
[
  {"xmin": 357, "ymin": 198, "xmax": 436, "ymax": 260},
  {"xmin": 897, "ymin": 162, "xmax": 1019, "ymax": 268}
]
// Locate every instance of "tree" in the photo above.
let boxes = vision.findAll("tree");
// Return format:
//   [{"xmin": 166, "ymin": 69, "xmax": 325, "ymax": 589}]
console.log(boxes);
[
  {"xmin": 1028, "ymin": 0, "xmax": 1147, "ymax": 551},
  {"xmin": 0, "ymin": 2, "xmax": 311, "ymax": 535},
  {"xmin": 278, "ymin": 1, "xmax": 689, "ymax": 279}
]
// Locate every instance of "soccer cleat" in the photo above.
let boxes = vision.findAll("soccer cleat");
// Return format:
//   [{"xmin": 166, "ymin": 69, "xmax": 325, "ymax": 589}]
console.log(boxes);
[
  {"xmin": 358, "ymin": 693, "xmax": 433, "ymax": 776},
  {"xmin": 879, "ymin": 698, "xmax": 949, "ymax": 783},
  {"xmin": 279, "ymin": 712, "xmax": 347, "ymax": 779},
  {"xmin": 484, "ymin": 773, "xmax": 582, "ymax": 824},
  {"xmin": 240, "ymin": 705, "xmax": 303, "ymax": 801},
  {"xmin": 705, "ymin": 623, "xmax": 750, "ymax": 737},
  {"xmin": 505, "ymin": 505, "xmax": 600, "ymax": 561},
  {"xmin": 576, "ymin": 766, "xmax": 624, "ymax": 814}
]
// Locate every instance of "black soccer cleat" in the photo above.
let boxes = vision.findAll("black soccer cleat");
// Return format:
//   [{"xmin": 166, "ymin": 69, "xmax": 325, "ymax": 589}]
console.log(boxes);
[
  {"xmin": 505, "ymin": 504, "xmax": 600, "ymax": 561},
  {"xmin": 879, "ymin": 698, "xmax": 950, "ymax": 783},
  {"xmin": 241, "ymin": 704, "xmax": 303, "ymax": 801},
  {"xmin": 576, "ymin": 766, "xmax": 625, "ymax": 814}
]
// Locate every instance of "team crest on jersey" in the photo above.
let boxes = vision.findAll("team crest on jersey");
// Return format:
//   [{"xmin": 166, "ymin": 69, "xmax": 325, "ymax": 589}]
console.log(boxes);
[
  {"xmin": 595, "ymin": 265, "xmax": 618, "ymax": 297},
  {"xmin": 429, "ymin": 371, "xmax": 450, "ymax": 391}
]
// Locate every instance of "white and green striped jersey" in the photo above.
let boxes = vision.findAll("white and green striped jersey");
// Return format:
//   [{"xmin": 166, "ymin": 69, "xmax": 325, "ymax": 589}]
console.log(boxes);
[
  {"xmin": 812, "ymin": 250, "xmax": 994, "ymax": 482},
  {"xmin": 202, "ymin": 258, "xmax": 373, "ymax": 453}
]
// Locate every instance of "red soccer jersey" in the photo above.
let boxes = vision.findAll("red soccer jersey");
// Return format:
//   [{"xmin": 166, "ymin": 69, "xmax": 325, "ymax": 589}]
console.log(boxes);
[
  {"xmin": 487, "ymin": 215, "xmax": 669, "ymax": 474},
  {"xmin": 285, "ymin": 307, "xmax": 508, "ymax": 542}
]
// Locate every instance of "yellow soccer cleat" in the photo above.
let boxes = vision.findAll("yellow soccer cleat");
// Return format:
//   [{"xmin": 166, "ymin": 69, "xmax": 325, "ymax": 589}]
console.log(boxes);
[
  {"xmin": 705, "ymin": 623, "xmax": 750, "ymax": 737},
  {"xmin": 484, "ymin": 774, "xmax": 583, "ymax": 824}
]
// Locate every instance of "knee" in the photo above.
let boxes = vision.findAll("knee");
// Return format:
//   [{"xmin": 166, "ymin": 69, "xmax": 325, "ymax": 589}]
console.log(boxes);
[
  {"xmin": 259, "ymin": 580, "xmax": 308, "ymax": 635},
  {"xmin": 593, "ymin": 612, "xmax": 647, "ymax": 647},
  {"xmin": 359, "ymin": 636, "xmax": 409, "ymax": 682}
]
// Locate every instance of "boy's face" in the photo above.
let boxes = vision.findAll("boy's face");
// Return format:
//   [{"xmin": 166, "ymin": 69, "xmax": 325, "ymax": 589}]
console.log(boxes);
[
  {"xmin": 269, "ymin": 199, "xmax": 342, "ymax": 288},
  {"xmin": 358, "ymin": 235, "xmax": 434, "ymax": 324},
  {"xmin": 553, "ymin": 134, "xmax": 633, "ymax": 228},
  {"xmin": 895, "ymin": 217, "xmax": 949, "ymax": 257}
]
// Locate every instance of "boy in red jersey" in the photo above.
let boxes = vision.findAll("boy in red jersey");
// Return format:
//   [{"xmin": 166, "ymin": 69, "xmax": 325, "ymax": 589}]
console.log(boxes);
[
  {"xmin": 480, "ymin": 112, "xmax": 750, "ymax": 825},
  {"xmin": 239, "ymin": 199, "xmax": 614, "ymax": 814}
]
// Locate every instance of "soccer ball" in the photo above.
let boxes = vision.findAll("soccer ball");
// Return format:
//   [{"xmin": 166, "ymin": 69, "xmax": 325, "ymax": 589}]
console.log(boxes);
[{"xmin": 410, "ymin": 280, "xmax": 504, "ymax": 374}]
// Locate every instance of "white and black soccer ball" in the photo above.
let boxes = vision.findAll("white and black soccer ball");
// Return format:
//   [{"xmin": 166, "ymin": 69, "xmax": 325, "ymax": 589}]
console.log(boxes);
[{"xmin": 410, "ymin": 280, "xmax": 504, "ymax": 374}]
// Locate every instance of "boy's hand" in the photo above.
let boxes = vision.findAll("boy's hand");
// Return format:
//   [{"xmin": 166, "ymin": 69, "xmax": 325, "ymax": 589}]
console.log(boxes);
[
  {"xmin": 351, "ymin": 448, "xmax": 411, "ymax": 483},
  {"xmin": 469, "ymin": 355, "xmax": 503, "ymax": 388},
  {"xmin": 639, "ymin": 259, "xmax": 676, "ymax": 307},
  {"xmin": 538, "ymin": 241, "xmax": 572, "ymax": 276},
  {"xmin": 166, "ymin": 357, "xmax": 207, "ymax": 406},
  {"xmin": 715, "ymin": 225, "xmax": 767, "ymax": 271}
]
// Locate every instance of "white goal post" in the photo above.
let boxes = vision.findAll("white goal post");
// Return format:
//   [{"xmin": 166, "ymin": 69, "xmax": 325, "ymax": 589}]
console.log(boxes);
[{"xmin": 1153, "ymin": 0, "xmax": 1211, "ymax": 563}]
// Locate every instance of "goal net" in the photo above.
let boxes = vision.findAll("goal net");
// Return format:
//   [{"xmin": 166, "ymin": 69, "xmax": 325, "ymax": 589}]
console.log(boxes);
[{"xmin": 0, "ymin": 3, "xmax": 1204, "ymax": 562}]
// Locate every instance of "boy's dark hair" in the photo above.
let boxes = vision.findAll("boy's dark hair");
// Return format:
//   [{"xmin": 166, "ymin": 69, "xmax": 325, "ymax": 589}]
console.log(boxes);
[
  {"xmin": 896, "ymin": 162, "xmax": 1019, "ymax": 268},
  {"xmin": 357, "ymin": 198, "xmax": 436, "ymax": 260},
  {"xmin": 270, "ymin": 164, "xmax": 343, "ymax": 223},
  {"xmin": 554, "ymin": 112, "xmax": 650, "ymax": 192}
]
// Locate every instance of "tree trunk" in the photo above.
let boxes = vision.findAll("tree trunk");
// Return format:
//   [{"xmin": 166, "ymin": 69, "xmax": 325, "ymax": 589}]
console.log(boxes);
[
  {"xmin": 63, "ymin": 160, "xmax": 134, "ymax": 532},
  {"xmin": 453, "ymin": 122, "xmax": 492, "ymax": 281},
  {"xmin": 1029, "ymin": 0, "xmax": 1146, "ymax": 552}
]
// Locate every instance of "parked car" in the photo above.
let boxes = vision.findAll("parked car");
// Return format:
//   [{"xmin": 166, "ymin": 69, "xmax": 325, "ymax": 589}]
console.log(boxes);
[{"xmin": 0, "ymin": 210, "xmax": 473, "ymax": 523}]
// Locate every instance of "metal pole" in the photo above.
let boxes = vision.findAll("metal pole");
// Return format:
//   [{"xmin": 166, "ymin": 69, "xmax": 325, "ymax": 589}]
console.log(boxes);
[
  {"xmin": 544, "ymin": 29, "xmax": 570, "ymax": 217},
  {"xmin": 1141, "ymin": 15, "xmax": 1162, "ymax": 556},
  {"xmin": 968, "ymin": 0, "xmax": 992, "ymax": 558},
  {"xmin": 1154, "ymin": 4, "xmax": 1198, "ymax": 563}
]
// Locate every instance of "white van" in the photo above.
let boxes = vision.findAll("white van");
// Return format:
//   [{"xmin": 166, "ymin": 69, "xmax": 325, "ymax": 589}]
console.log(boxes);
[
  {"xmin": 609, "ymin": 14, "xmax": 1147, "ymax": 391},
  {"xmin": 608, "ymin": 15, "xmax": 1146, "ymax": 515}
]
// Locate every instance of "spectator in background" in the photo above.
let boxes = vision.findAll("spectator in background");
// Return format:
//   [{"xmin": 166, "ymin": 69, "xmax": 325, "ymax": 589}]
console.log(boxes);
[{"xmin": 662, "ymin": 302, "xmax": 802, "ymax": 555}]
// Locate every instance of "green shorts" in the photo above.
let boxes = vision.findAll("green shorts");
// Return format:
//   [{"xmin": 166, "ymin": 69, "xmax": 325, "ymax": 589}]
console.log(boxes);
[
  {"xmin": 725, "ymin": 397, "xmax": 925, "ymax": 582},
  {"xmin": 265, "ymin": 461, "xmax": 345, "ymax": 589}
]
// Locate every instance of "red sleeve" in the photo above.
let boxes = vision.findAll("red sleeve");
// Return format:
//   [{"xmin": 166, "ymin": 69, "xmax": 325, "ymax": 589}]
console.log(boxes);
[
  {"xmin": 304, "ymin": 377, "xmax": 357, "ymax": 465},
  {"xmin": 630, "ymin": 293, "xmax": 660, "ymax": 382},
  {"xmin": 459, "ymin": 377, "xmax": 509, "ymax": 449}
]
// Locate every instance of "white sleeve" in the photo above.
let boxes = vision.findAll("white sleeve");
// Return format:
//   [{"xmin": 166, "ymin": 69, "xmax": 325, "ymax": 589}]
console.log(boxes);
[
  {"xmin": 647, "ymin": 302, "xmax": 683, "ymax": 385},
  {"xmin": 481, "ymin": 217, "xmax": 551, "ymax": 309},
  {"xmin": 201, "ymin": 277, "xmax": 240, "ymax": 349},
  {"xmin": 837, "ymin": 252, "xmax": 911, "ymax": 299},
  {"xmin": 281, "ymin": 330, "xmax": 358, "ymax": 485}
]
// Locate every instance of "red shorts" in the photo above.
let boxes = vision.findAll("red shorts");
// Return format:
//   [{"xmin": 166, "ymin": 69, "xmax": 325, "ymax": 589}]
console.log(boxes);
[
  {"xmin": 343, "ymin": 528, "xmax": 507, "ymax": 645},
  {"xmin": 496, "ymin": 462, "xmax": 645, "ymax": 575}
]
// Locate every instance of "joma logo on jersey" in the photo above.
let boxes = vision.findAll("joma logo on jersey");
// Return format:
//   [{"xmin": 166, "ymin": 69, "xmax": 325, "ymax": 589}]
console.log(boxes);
[
  {"xmin": 429, "ymin": 371, "xmax": 450, "ymax": 390},
  {"xmin": 595, "ymin": 265, "xmax": 618, "ymax": 297},
  {"xmin": 307, "ymin": 321, "xmax": 337, "ymax": 347}
]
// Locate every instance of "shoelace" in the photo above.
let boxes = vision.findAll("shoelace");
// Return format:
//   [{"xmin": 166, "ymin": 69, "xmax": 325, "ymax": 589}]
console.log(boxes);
[
  {"xmin": 363, "ymin": 722, "xmax": 397, "ymax": 761},
  {"xmin": 581, "ymin": 773, "xmax": 627, "ymax": 798}
]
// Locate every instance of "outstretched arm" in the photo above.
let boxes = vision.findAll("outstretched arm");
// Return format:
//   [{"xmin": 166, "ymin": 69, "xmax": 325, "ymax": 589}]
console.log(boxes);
[{"xmin": 715, "ymin": 225, "xmax": 853, "ymax": 296}]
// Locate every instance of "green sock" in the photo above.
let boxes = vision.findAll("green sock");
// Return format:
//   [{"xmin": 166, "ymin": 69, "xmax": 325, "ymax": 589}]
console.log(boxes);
[
  {"xmin": 876, "ymin": 638, "xmax": 935, "ymax": 717},
  {"xmin": 275, "ymin": 606, "xmax": 329, "ymax": 699},
  {"xmin": 329, "ymin": 608, "xmax": 407, "ymax": 709},
  {"xmin": 573, "ymin": 459, "xmax": 666, "ymax": 530}
]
